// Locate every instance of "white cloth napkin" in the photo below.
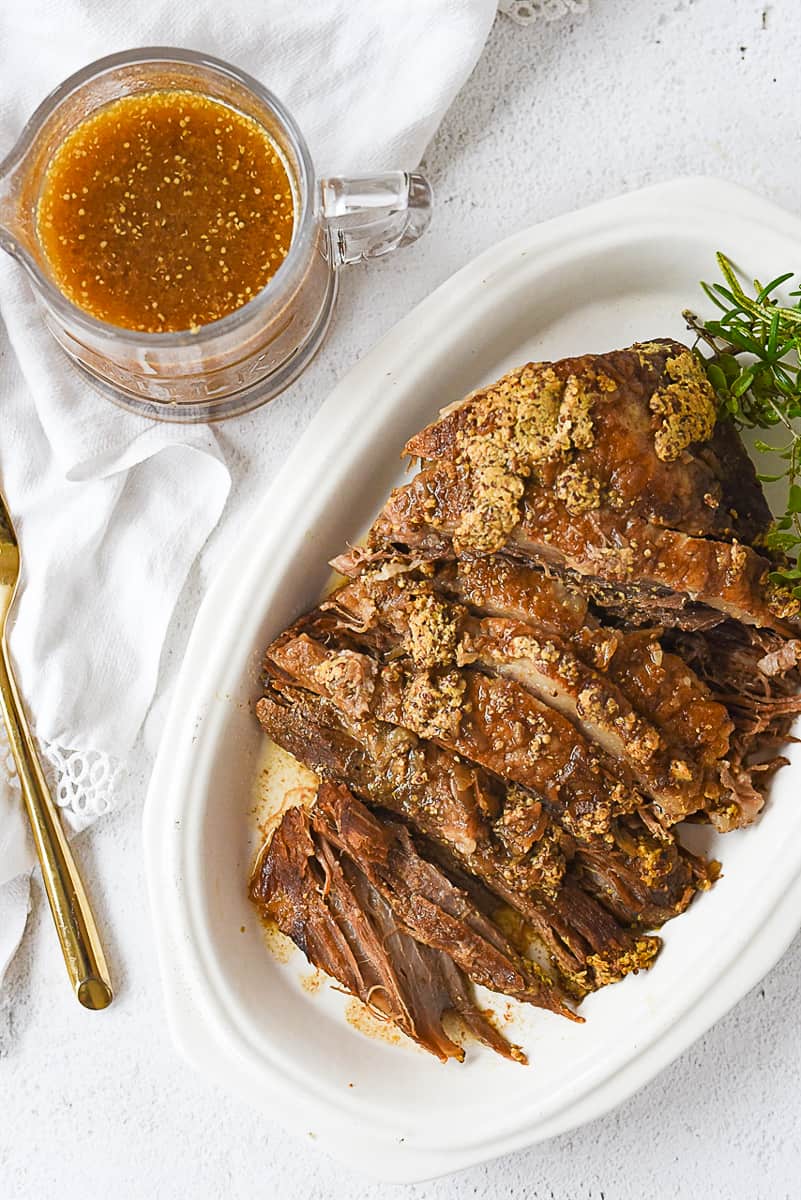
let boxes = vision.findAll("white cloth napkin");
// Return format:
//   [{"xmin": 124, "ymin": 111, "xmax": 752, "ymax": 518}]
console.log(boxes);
[{"xmin": 0, "ymin": 0, "xmax": 499, "ymax": 985}]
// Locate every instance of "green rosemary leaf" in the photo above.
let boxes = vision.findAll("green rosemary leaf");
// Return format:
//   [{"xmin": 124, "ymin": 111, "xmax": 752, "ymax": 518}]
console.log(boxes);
[
  {"xmin": 731, "ymin": 367, "xmax": 756, "ymax": 397},
  {"xmin": 757, "ymin": 272, "xmax": 795, "ymax": 303},
  {"xmin": 706, "ymin": 362, "xmax": 728, "ymax": 392},
  {"xmin": 765, "ymin": 531, "xmax": 801, "ymax": 552}
]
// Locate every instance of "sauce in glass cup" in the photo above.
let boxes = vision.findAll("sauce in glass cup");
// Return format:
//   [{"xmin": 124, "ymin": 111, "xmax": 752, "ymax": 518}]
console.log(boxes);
[{"xmin": 0, "ymin": 48, "xmax": 432, "ymax": 421}]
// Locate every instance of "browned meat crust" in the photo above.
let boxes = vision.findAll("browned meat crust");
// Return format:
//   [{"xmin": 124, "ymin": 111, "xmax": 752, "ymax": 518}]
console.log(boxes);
[
  {"xmin": 704, "ymin": 420, "xmax": 773, "ymax": 547},
  {"xmin": 404, "ymin": 341, "xmax": 771, "ymax": 545}
]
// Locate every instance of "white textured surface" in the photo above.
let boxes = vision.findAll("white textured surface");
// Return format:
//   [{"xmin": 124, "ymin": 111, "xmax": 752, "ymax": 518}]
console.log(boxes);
[{"xmin": 3, "ymin": 3, "xmax": 801, "ymax": 1196}]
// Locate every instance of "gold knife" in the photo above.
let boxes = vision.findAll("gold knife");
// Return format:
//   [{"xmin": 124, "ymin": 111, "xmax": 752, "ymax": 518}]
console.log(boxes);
[{"xmin": 0, "ymin": 487, "xmax": 112, "ymax": 1009}]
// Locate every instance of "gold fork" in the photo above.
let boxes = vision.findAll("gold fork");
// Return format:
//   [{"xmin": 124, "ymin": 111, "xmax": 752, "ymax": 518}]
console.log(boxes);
[{"xmin": 0, "ymin": 488, "xmax": 112, "ymax": 1009}]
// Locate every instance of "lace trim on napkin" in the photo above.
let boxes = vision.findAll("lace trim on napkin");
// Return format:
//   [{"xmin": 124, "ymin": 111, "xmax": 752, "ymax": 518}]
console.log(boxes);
[
  {"xmin": 498, "ymin": 0, "xmax": 589, "ymax": 23},
  {"xmin": 1, "ymin": 724, "xmax": 18, "ymax": 799},
  {"xmin": 0, "ymin": 720, "xmax": 123, "ymax": 820}
]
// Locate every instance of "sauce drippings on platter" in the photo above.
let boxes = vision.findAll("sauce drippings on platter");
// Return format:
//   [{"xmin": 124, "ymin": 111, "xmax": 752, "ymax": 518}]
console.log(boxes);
[{"xmin": 36, "ymin": 89, "xmax": 294, "ymax": 332}]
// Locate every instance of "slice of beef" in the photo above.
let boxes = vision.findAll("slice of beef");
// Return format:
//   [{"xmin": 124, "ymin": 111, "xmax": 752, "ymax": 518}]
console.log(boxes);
[
  {"xmin": 404, "ymin": 340, "xmax": 769, "ymax": 543},
  {"xmin": 424, "ymin": 555, "xmax": 734, "ymax": 765},
  {"xmin": 597, "ymin": 626, "xmax": 733, "ymax": 766},
  {"xmin": 459, "ymin": 617, "xmax": 718, "ymax": 817},
  {"xmin": 431, "ymin": 556, "xmax": 591, "ymax": 640},
  {"xmin": 251, "ymin": 800, "xmax": 526, "ymax": 1061},
  {"xmin": 333, "ymin": 547, "xmax": 728, "ymax": 633},
  {"xmin": 336, "ymin": 456, "xmax": 798, "ymax": 634},
  {"xmin": 262, "ymin": 652, "xmax": 497, "ymax": 860}
]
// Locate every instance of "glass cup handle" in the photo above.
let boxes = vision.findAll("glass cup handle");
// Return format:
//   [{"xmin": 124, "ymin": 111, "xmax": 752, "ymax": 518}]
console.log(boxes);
[{"xmin": 320, "ymin": 171, "xmax": 433, "ymax": 267}]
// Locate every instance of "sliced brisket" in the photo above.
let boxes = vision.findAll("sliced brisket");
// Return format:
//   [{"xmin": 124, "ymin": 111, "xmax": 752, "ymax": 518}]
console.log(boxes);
[{"xmin": 251, "ymin": 338, "xmax": 799, "ymax": 1064}]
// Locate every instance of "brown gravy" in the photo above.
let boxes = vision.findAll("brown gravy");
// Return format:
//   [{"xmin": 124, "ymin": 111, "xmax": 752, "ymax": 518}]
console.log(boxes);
[{"xmin": 36, "ymin": 89, "xmax": 294, "ymax": 332}]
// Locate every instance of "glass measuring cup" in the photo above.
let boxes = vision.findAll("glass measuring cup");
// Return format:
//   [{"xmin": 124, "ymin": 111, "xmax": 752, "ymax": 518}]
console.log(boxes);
[{"xmin": 0, "ymin": 48, "xmax": 433, "ymax": 422}]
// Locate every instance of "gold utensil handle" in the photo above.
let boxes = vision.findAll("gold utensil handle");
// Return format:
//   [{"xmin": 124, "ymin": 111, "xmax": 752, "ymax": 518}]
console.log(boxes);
[{"xmin": 0, "ymin": 643, "xmax": 112, "ymax": 1010}]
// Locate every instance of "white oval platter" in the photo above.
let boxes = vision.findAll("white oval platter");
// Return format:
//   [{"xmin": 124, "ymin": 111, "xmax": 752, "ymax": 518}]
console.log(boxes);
[{"xmin": 143, "ymin": 177, "xmax": 801, "ymax": 1183}]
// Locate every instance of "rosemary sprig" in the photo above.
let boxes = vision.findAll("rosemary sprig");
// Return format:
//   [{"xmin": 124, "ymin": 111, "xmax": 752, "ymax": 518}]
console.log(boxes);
[{"xmin": 683, "ymin": 252, "xmax": 801, "ymax": 596}]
